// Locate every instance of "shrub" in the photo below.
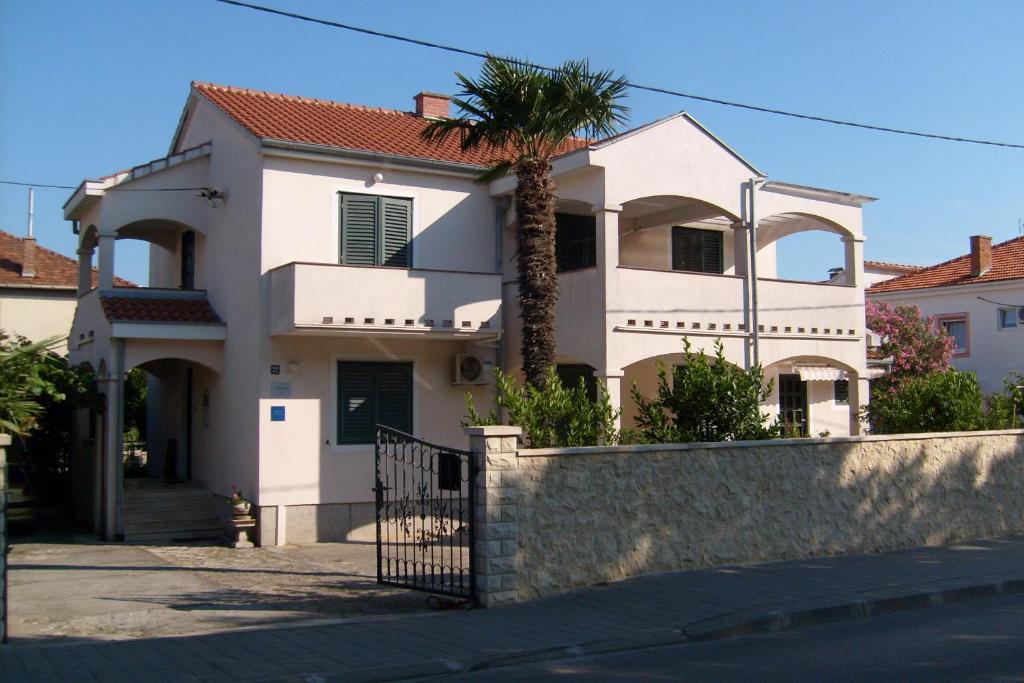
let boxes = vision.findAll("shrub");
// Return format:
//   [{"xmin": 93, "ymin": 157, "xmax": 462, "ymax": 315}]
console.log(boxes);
[
  {"xmin": 630, "ymin": 338, "xmax": 780, "ymax": 443},
  {"xmin": 865, "ymin": 300, "xmax": 953, "ymax": 389},
  {"xmin": 464, "ymin": 367, "xmax": 619, "ymax": 448},
  {"xmin": 982, "ymin": 371, "xmax": 1024, "ymax": 429},
  {"xmin": 866, "ymin": 368, "xmax": 984, "ymax": 434}
]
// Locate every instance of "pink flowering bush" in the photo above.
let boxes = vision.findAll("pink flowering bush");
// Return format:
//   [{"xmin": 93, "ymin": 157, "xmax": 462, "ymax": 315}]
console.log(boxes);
[{"xmin": 865, "ymin": 300, "xmax": 953, "ymax": 390}]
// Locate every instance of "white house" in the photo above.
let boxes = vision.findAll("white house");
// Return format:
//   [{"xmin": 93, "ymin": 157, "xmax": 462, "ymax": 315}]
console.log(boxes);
[
  {"xmin": 830, "ymin": 259, "xmax": 921, "ymax": 287},
  {"xmin": 868, "ymin": 235, "xmax": 1024, "ymax": 393},
  {"xmin": 65, "ymin": 82, "xmax": 876, "ymax": 544}
]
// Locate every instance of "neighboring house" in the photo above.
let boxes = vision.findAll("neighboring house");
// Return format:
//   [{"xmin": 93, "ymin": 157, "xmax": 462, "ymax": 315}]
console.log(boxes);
[
  {"xmin": 0, "ymin": 229, "xmax": 133, "ymax": 354},
  {"xmin": 830, "ymin": 260, "xmax": 922, "ymax": 287},
  {"xmin": 868, "ymin": 235, "xmax": 1024, "ymax": 392},
  {"xmin": 65, "ymin": 82, "xmax": 876, "ymax": 543}
]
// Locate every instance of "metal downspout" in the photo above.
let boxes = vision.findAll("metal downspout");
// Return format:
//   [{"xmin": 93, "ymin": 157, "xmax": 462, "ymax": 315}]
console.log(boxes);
[{"xmin": 748, "ymin": 178, "xmax": 765, "ymax": 366}]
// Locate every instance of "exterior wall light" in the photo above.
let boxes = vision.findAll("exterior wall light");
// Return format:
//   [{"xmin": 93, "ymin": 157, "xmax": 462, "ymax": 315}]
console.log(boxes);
[{"xmin": 372, "ymin": 172, "xmax": 384, "ymax": 184}]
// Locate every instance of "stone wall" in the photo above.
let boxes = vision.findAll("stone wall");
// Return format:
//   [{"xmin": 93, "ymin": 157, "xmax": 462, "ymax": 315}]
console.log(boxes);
[
  {"xmin": 468, "ymin": 427, "xmax": 1024, "ymax": 604},
  {"xmin": 1, "ymin": 433, "xmax": 9, "ymax": 642}
]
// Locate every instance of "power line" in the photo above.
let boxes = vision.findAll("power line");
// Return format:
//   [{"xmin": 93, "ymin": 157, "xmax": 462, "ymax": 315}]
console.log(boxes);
[
  {"xmin": 213, "ymin": 0, "xmax": 1024, "ymax": 150},
  {"xmin": 0, "ymin": 179, "xmax": 210, "ymax": 192}
]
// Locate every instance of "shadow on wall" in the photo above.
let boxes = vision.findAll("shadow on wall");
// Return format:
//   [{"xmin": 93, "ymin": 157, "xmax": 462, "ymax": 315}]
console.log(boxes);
[{"xmin": 515, "ymin": 434, "xmax": 1024, "ymax": 599}]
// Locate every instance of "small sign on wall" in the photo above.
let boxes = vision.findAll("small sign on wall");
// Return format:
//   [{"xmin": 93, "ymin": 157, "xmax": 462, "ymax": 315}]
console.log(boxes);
[
  {"xmin": 270, "ymin": 364, "xmax": 281, "ymax": 375},
  {"xmin": 270, "ymin": 405, "xmax": 286, "ymax": 422},
  {"xmin": 270, "ymin": 382, "xmax": 292, "ymax": 398}
]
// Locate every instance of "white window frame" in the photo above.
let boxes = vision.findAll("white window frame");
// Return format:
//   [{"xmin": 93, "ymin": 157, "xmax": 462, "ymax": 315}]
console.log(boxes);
[
  {"xmin": 997, "ymin": 307, "xmax": 1020, "ymax": 330},
  {"xmin": 936, "ymin": 313, "xmax": 969, "ymax": 357}
]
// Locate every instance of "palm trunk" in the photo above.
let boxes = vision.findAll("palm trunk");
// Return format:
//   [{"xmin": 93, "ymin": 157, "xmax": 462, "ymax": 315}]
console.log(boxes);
[{"xmin": 514, "ymin": 158, "xmax": 558, "ymax": 388}]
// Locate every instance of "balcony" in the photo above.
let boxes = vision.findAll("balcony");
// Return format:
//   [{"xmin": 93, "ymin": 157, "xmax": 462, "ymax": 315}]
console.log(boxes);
[{"xmin": 269, "ymin": 262, "xmax": 502, "ymax": 338}]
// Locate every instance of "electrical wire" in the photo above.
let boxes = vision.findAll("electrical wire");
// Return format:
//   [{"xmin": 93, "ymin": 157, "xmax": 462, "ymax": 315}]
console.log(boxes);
[{"xmin": 213, "ymin": 0, "xmax": 1024, "ymax": 150}]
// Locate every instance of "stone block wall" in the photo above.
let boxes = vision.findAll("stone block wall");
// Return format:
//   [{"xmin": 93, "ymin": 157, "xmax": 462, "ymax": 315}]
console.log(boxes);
[{"xmin": 468, "ymin": 428, "xmax": 1024, "ymax": 604}]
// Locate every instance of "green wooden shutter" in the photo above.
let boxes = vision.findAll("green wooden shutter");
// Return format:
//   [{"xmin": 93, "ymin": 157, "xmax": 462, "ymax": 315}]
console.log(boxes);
[
  {"xmin": 341, "ymin": 194, "xmax": 379, "ymax": 265},
  {"xmin": 374, "ymin": 363, "xmax": 413, "ymax": 433},
  {"xmin": 337, "ymin": 362, "xmax": 376, "ymax": 444},
  {"xmin": 555, "ymin": 213, "xmax": 597, "ymax": 272},
  {"xmin": 702, "ymin": 230, "xmax": 724, "ymax": 274},
  {"xmin": 381, "ymin": 197, "xmax": 412, "ymax": 267}
]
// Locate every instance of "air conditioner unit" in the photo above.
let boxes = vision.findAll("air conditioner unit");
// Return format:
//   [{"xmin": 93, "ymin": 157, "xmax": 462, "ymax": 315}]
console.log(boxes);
[{"xmin": 453, "ymin": 354, "xmax": 494, "ymax": 385}]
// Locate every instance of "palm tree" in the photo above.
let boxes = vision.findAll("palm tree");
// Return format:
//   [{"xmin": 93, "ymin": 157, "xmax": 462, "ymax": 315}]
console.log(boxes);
[{"xmin": 422, "ymin": 57, "xmax": 628, "ymax": 388}]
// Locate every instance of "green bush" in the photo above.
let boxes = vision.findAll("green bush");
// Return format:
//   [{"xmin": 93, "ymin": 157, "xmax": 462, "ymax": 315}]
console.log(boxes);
[
  {"xmin": 866, "ymin": 368, "xmax": 984, "ymax": 434},
  {"xmin": 629, "ymin": 338, "xmax": 780, "ymax": 443},
  {"xmin": 464, "ymin": 367, "xmax": 619, "ymax": 448},
  {"xmin": 982, "ymin": 372, "xmax": 1024, "ymax": 429}
]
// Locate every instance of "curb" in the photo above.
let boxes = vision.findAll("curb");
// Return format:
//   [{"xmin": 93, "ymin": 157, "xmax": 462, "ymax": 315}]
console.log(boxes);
[{"xmin": 308, "ymin": 576, "xmax": 1024, "ymax": 682}]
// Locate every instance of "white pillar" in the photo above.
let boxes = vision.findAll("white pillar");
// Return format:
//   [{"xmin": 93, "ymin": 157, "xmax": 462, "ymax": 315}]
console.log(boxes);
[
  {"xmin": 97, "ymin": 234, "xmax": 116, "ymax": 290},
  {"xmin": 842, "ymin": 236, "xmax": 865, "ymax": 288},
  {"xmin": 848, "ymin": 373, "xmax": 870, "ymax": 436},
  {"xmin": 77, "ymin": 247, "xmax": 94, "ymax": 296},
  {"xmin": 595, "ymin": 370, "xmax": 624, "ymax": 431}
]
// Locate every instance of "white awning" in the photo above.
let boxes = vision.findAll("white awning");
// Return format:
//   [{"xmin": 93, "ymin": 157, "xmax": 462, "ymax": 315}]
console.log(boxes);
[
  {"xmin": 865, "ymin": 366, "xmax": 888, "ymax": 379},
  {"xmin": 796, "ymin": 366, "xmax": 846, "ymax": 382}
]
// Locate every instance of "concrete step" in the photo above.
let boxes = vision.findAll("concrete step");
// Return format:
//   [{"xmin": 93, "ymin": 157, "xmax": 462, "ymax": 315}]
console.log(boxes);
[
  {"xmin": 125, "ymin": 507, "xmax": 224, "ymax": 525},
  {"xmin": 125, "ymin": 528, "xmax": 225, "ymax": 543},
  {"xmin": 125, "ymin": 518, "xmax": 223, "ymax": 535},
  {"xmin": 121, "ymin": 483, "xmax": 223, "ymax": 544},
  {"xmin": 124, "ymin": 499, "xmax": 216, "ymax": 515}
]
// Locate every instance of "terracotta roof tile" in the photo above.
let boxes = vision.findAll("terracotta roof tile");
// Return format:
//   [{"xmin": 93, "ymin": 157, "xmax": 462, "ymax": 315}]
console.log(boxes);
[
  {"xmin": 100, "ymin": 295, "xmax": 221, "ymax": 324},
  {"xmin": 868, "ymin": 236, "xmax": 1024, "ymax": 294},
  {"xmin": 864, "ymin": 260, "xmax": 922, "ymax": 274},
  {"xmin": 192, "ymin": 82, "xmax": 589, "ymax": 167},
  {"xmin": 0, "ymin": 230, "xmax": 135, "ymax": 289}
]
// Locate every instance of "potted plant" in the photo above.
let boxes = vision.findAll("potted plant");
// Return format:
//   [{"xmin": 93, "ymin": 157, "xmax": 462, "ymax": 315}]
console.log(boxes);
[{"xmin": 230, "ymin": 485, "xmax": 251, "ymax": 518}]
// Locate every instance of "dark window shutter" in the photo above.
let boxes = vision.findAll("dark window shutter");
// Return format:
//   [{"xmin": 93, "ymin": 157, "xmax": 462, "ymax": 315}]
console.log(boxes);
[
  {"xmin": 341, "ymin": 194, "xmax": 379, "ymax": 265},
  {"xmin": 337, "ymin": 362, "xmax": 376, "ymax": 444},
  {"xmin": 556, "ymin": 364, "xmax": 597, "ymax": 403},
  {"xmin": 180, "ymin": 230, "xmax": 196, "ymax": 290},
  {"xmin": 381, "ymin": 197, "xmax": 412, "ymax": 267},
  {"xmin": 337, "ymin": 362, "xmax": 413, "ymax": 444},
  {"xmin": 672, "ymin": 227, "xmax": 724, "ymax": 274},
  {"xmin": 375, "ymin": 363, "xmax": 413, "ymax": 433},
  {"xmin": 555, "ymin": 213, "xmax": 597, "ymax": 272}
]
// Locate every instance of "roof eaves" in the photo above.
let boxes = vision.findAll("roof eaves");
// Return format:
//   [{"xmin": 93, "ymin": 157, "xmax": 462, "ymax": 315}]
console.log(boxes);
[
  {"xmin": 762, "ymin": 180, "xmax": 877, "ymax": 207},
  {"xmin": 259, "ymin": 138, "xmax": 485, "ymax": 176}
]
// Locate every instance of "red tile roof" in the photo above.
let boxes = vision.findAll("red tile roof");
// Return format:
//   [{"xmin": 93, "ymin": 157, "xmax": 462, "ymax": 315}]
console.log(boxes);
[
  {"xmin": 100, "ymin": 295, "xmax": 221, "ymax": 324},
  {"xmin": 0, "ymin": 230, "xmax": 135, "ymax": 289},
  {"xmin": 868, "ymin": 236, "xmax": 1024, "ymax": 294},
  {"xmin": 192, "ymin": 82, "xmax": 589, "ymax": 167},
  {"xmin": 864, "ymin": 260, "xmax": 922, "ymax": 275}
]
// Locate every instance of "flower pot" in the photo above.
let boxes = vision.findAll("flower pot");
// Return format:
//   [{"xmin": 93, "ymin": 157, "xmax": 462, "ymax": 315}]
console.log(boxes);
[{"xmin": 232, "ymin": 501, "xmax": 251, "ymax": 518}]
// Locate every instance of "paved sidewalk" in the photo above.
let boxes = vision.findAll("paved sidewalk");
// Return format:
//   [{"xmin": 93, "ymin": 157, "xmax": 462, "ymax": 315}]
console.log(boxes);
[{"xmin": 3, "ymin": 535, "xmax": 1023, "ymax": 682}]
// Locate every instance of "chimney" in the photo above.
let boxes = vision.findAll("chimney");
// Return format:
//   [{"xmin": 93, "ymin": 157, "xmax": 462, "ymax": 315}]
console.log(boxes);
[
  {"xmin": 969, "ymin": 235, "xmax": 992, "ymax": 277},
  {"xmin": 22, "ymin": 187, "xmax": 36, "ymax": 278},
  {"xmin": 414, "ymin": 91, "xmax": 450, "ymax": 119}
]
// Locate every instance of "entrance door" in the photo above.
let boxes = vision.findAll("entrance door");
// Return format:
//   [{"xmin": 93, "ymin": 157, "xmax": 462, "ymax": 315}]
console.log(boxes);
[{"xmin": 778, "ymin": 374, "xmax": 808, "ymax": 436}]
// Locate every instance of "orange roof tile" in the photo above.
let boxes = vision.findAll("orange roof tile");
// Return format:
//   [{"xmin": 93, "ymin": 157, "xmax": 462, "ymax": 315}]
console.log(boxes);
[
  {"xmin": 192, "ymin": 82, "xmax": 589, "ymax": 167},
  {"xmin": 868, "ymin": 236, "xmax": 1024, "ymax": 294},
  {"xmin": 0, "ymin": 230, "xmax": 135, "ymax": 289},
  {"xmin": 864, "ymin": 260, "xmax": 922, "ymax": 275},
  {"xmin": 100, "ymin": 295, "xmax": 220, "ymax": 323}
]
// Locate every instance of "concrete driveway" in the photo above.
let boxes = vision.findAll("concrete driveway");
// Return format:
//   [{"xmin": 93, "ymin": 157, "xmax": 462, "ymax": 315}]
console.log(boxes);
[{"xmin": 7, "ymin": 533, "xmax": 429, "ymax": 643}]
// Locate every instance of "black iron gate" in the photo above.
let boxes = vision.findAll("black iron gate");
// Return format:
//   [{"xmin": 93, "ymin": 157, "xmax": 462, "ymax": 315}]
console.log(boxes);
[{"xmin": 374, "ymin": 425, "xmax": 476, "ymax": 600}]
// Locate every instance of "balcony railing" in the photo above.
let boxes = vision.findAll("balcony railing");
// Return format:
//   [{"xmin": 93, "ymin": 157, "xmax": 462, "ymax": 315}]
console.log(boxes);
[{"xmin": 269, "ymin": 262, "xmax": 502, "ymax": 336}]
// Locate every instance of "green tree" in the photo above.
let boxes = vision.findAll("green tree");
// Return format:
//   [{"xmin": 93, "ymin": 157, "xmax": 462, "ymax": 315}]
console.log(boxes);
[
  {"xmin": 464, "ymin": 367, "xmax": 618, "ymax": 448},
  {"xmin": 983, "ymin": 371, "xmax": 1024, "ymax": 429},
  {"xmin": 866, "ymin": 368, "xmax": 984, "ymax": 434},
  {"xmin": 629, "ymin": 338, "xmax": 779, "ymax": 443},
  {"xmin": 423, "ymin": 57, "xmax": 628, "ymax": 387},
  {"xmin": 0, "ymin": 332, "xmax": 67, "ymax": 435}
]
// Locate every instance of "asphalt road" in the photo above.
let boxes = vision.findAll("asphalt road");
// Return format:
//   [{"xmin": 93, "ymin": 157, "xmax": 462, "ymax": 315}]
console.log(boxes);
[{"xmin": 456, "ymin": 593, "xmax": 1024, "ymax": 682}]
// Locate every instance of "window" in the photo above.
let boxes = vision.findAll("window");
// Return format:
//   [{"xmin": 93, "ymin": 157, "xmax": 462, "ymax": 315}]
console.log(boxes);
[
  {"xmin": 339, "ymin": 193, "xmax": 412, "ymax": 267},
  {"xmin": 997, "ymin": 307, "xmax": 1020, "ymax": 330},
  {"xmin": 555, "ymin": 213, "xmax": 596, "ymax": 272},
  {"xmin": 672, "ymin": 227, "xmax": 724, "ymax": 274},
  {"xmin": 833, "ymin": 379, "xmax": 849, "ymax": 405},
  {"xmin": 337, "ymin": 362, "xmax": 413, "ymax": 444},
  {"xmin": 938, "ymin": 314, "xmax": 969, "ymax": 356}
]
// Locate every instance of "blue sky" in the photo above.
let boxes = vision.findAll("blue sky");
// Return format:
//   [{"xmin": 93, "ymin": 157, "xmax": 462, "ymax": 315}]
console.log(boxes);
[{"xmin": 1, "ymin": 0, "xmax": 1021, "ymax": 285}]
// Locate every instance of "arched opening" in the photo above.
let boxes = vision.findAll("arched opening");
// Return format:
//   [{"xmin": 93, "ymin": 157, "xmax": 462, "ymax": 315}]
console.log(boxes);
[
  {"xmin": 619, "ymin": 195, "xmax": 741, "ymax": 274},
  {"xmin": 763, "ymin": 355, "xmax": 859, "ymax": 437},
  {"xmin": 757, "ymin": 212, "xmax": 857, "ymax": 284}
]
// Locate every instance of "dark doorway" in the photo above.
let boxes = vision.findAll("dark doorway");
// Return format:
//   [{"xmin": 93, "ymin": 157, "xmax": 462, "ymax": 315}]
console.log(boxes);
[
  {"xmin": 180, "ymin": 230, "xmax": 195, "ymax": 290},
  {"xmin": 778, "ymin": 374, "xmax": 808, "ymax": 436},
  {"xmin": 185, "ymin": 367, "xmax": 193, "ymax": 480}
]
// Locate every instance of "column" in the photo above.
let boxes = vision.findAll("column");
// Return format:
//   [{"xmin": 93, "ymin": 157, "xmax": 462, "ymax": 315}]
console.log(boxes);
[
  {"xmin": 592, "ymin": 204, "xmax": 622, "ymax": 275},
  {"xmin": 594, "ymin": 370, "xmax": 624, "ymax": 432},
  {"xmin": 77, "ymin": 247, "xmax": 94, "ymax": 296},
  {"xmin": 842, "ymin": 236, "xmax": 866, "ymax": 288},
  {"xmin": 847, "ymin": 372, "xmax": 870, "ymax": 436},
  {"xmin": 465, "ymin": 425, "xmax": 522, "ymax": 607},
  {"xmin": 97, "ymin": 233, "xmax": 116, "ymax": 290}
]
